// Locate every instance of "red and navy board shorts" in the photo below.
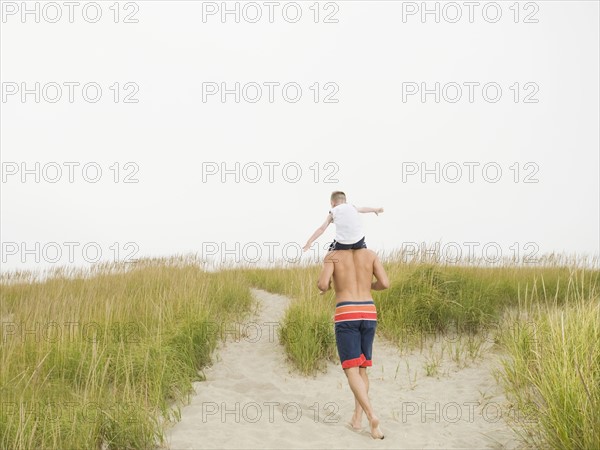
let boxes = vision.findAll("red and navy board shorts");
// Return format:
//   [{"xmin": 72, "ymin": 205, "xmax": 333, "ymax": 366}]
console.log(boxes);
[{"xmin": 334, "ymin": 300, "xmax": 377, "ymax": 369}]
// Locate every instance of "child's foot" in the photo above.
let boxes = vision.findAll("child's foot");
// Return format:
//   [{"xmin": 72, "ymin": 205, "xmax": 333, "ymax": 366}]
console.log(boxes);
[{"xmin": 369, "ymin": 416, "xmax": 384, "ymax": 439}]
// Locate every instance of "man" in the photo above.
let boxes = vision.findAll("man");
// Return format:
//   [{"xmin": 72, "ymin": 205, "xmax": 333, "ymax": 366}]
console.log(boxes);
[{"xmin": 317, "ymin": 248, "xmax": 390, "ymax": 439}]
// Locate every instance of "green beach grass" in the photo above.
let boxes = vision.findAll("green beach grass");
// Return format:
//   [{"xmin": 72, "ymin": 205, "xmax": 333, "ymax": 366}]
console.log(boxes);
[
  {"xmin": 0, "ymin": 258, "xmax": 253, "ymax": 449},
  {"xmin": 246, "ymin": 266, "xmax": 337, "ymax": 374},
  {"xmin": 496, "ymin": 271, "xmax": 599, "ymax": 449},
  {"xmin": 1, "ymin": 253, "xmax": 598, "ymax": 449}
]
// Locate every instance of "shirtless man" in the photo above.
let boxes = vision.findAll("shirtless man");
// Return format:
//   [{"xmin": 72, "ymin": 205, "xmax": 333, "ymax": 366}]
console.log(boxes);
[{"xmin": 317, "ymin": 248, "xmax": 390, "ymax": 439}]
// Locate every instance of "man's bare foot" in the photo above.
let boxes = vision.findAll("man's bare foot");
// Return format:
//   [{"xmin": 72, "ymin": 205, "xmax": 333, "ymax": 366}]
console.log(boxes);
[
  {"xmin": 345, "ymin": 422, "xmax": 362, "ymax": 433},
  {"xmin": 349, "ymin": 414, "xmax": 362, "ymax": 430},
  {"xmin": 369, "ymin": 416, "xmax": 384, "ymax": 439}
]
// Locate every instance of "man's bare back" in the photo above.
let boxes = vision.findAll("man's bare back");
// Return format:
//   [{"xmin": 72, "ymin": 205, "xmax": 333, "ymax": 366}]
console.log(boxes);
[{"xmin": 317, "ymin": 248, "xmax": 389, "ymax": 300}]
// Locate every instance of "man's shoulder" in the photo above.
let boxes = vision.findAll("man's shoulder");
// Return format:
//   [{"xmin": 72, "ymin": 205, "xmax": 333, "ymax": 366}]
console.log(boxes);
[
  {"xmin": 355, "ymin": 247, "xmax": 376, "ymax": 255},
  {"xmin": 355, "ymin": 248, "xmax": 378, "ymax": 261},
  {"xmin": 324, "ymin": 249, "xmax": 354, "ymax": 264}
]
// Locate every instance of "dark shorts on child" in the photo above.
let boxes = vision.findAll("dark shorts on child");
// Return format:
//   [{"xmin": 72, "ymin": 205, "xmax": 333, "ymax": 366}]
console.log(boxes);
[
  {"xmin": 334, "ymin": 300, "xmax": 377, "ymax": 369},
  {"xmin": 328, "ymin": 236, "xmax": 367, "ymax": 251}
]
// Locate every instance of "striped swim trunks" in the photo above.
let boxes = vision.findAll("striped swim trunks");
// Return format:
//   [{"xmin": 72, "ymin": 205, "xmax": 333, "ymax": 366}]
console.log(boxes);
[
  {"xmin": 334, "ymin": 300, "xmax": 377, "ymax": 369},
  {"xmin": 334, "ymin": 300, "xmax": 378, "ymax": 323}
]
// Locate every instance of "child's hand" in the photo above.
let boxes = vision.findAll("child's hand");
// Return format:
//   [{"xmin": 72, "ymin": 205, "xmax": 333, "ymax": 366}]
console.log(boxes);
[
  {"xmin": 375, "ymin": 207, "xmax": 384, "ymax": 215},
  {"xmin": 302, "ymin": 244, "xmax": 311, "ymax": 252}
]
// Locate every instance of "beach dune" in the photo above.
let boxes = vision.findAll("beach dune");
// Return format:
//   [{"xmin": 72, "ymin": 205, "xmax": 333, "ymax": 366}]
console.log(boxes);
[{"xmin": 164, "ymin": 289, "xmax": 520, "ymax": 449}]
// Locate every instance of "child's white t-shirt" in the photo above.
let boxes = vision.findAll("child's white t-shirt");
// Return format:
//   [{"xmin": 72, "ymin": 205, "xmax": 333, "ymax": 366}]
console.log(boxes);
[{"xmin": 330, "ymin": 203, "xmax": 364, "ymax": 244}]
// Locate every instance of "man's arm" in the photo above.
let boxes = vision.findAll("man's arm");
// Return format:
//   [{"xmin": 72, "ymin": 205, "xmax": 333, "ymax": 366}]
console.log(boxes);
[
  {"xmin": 317, "ymin": 253, "xmax": 335, "ymax": 293},
  {"xmin": 356, "ymin": 206, "xmax": 384, "ymax": 215},
  {"xmin": 303, "ymin": 214, "xmax": 333, "ymax": 252},
  {"xmin": 371, "ymin": 256, "xmax": 390, "ymax": 290}
]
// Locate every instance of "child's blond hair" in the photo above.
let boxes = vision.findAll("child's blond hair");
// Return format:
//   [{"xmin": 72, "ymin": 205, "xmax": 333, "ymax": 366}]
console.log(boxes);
[{"xmin": 330, "ymin": 191, "xmax": 346, "ymax": 204}]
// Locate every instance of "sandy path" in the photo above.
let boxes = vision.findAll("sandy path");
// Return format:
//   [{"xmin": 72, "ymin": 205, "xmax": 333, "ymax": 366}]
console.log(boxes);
[{"xmin": 164, "ymin": 289, "xmax": 521, "ymax": 449}]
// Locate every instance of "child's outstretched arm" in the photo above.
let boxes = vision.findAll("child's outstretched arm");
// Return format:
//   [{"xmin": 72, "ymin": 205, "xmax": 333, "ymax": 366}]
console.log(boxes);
[
  {"xmin": 356, "ymin": 206, "xmax": 384, "ymax": 215},
  {"xmin": 303, "ymin": 214, "xmax": 333, "ymax": 252}
]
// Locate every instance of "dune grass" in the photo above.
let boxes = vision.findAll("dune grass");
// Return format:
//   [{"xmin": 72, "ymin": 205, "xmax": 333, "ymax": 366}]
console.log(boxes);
[
  {"xmin": 374, "ymin": 264, "xmax": 599, "ymax": 349},
  {"xmin": 246, "ymin": 259, "xmax": 599, "ymax": 375},
  {"xmin": 0, "ymin": 259, "xmax": 253, "ymax": 449},
  {"xmin": 246, "ymin": 266, "xmax": 336, "ymax": 374},
  {"xmin": 1, "ymin": 253, "xmax": 598, "ymax": 449},
  {"xmin": 496, "ymin": 272, "xmax": 600, "ymax": 449}
]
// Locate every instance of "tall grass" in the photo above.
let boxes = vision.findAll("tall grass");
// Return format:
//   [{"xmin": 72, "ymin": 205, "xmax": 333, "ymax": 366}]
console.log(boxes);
[
  {"xmin": 0, "ymin": 258, "xmax": 253, "ymax": 449},
  {"xmin": 2, "ymin": 252, "xmax": 598, "ymax": 448},
  {"xmin": 247, "ymin": 259, "xmax": 599, "ymax": 374},
  {"xmin": 497, "ymin": 273, "xmax": 600, "ymax": 449},
  {"xmin": 247, "ymin": 266, "xmax": 336, "ymax": 375},
  {"xmin": 374, "ymin": 264, "xmax": 599, "ymax": 349}
]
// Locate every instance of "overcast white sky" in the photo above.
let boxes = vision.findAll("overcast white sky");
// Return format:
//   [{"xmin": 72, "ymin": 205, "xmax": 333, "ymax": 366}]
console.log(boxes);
[{"xmin": 1, "ymin": 1, "xmax": 599, "ymax": 272}]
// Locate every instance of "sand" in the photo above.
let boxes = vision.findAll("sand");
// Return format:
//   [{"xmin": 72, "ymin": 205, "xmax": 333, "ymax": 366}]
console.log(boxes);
[{"xmin": 163, "ymin": 289, "xmax": 521, "ymax": 449}]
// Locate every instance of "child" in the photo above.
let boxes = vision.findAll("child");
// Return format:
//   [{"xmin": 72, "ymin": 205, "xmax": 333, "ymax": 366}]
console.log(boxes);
[{"xmin": 303, "ymin": 191, "xmax": 383, "ymax": 252}]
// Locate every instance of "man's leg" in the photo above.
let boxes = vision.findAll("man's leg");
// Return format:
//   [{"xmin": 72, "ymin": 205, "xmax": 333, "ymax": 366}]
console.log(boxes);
[
  {"xmin": 335, "ymin": 319, "xmax": 383, "ymax": 439},
  {"xmin": 350, "ymin": 367, "xmax": 369, "ymax": 428},
  {"xmin": 344, "ymin": 367, "xmax": 383, "ymax": 439},
  {"xmin": 351, "ymin": 319, "xmax": 381, "ymax": 436}
]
